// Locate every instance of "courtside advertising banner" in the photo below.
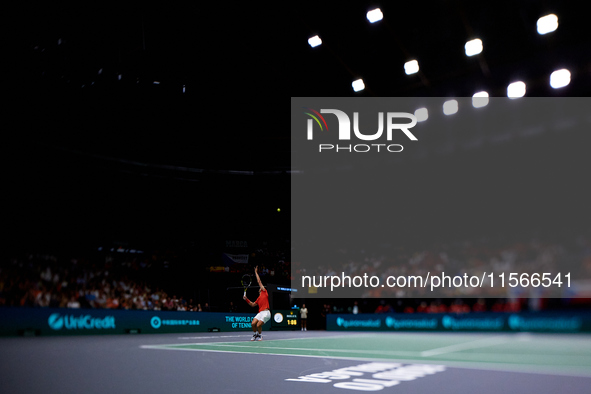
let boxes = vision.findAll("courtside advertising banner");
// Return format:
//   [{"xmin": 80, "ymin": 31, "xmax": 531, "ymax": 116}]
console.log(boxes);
[
  {"xmin": 222, "ymin": 253, "xmax": 249, "ymax": 265},
  {"xmin": 326, "ymin": 312, "xmax": 591, "ymax": 332},
  {"xmin": 0, "ymin": 308, "xmax": 258, "ymax": 336}
]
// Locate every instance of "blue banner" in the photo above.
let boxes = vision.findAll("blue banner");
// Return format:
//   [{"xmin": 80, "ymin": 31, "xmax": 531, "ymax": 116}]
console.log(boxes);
[
  {"xmin": 327, "ymin": 312, "xmax": 591, "ymax": 332},
  {"xmin": 0, "ymin": 308, "xmax": 266, "ymax": 336}
]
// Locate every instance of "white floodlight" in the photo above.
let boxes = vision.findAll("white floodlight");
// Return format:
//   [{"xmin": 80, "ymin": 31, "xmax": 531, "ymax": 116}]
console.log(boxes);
[
  {"xmin": 507, "ymin": 81, "xmax": 526, "ymax": 98},
  {"xmin": 404, "ymin": 60, "xmax": 419, "ymax": 75},
  {"xmin": 465, "ymin": 39, "xmax": 483, "ymax": 56},
  {"xmin": 352, "ymin": 79, "xmax": 365, "ymax": 92},
  {"xmin": 308, "ymin": 35, "xmax": 322, "ymax": 48},
  {"xmin": 537, "ymin": 14, "xmax": 558, "ymax": 35},
  {"xmin": 550, "ymin": 69, "xmax": 570, "ymax": 89},
  {"xmin": 367, "ymin": 8, "xmax": 383, "ymax": 23},
  {"xmin": 472, "ymin": 91, "xmax": 489, "ymax": 108},
  {"xmin": 415, "ymin": 107, "xmax": 428, "ymax": 122},
  {"xmin": 443, "ymin": 100, "xmax": 458, "ymax": 115}
]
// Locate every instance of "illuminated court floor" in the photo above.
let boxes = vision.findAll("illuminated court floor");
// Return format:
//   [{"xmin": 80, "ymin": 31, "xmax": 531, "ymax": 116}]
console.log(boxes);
[
  {"xmin": 2, "ymin": 331, "xmax": 591, "ymax": 393},
  {"xmin": 142, "ymin": 332, "xmax": 591, "ymax": 377}
]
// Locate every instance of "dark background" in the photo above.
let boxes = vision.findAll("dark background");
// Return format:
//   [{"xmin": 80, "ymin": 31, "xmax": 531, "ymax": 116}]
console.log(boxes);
[
  {"xmin": 4, "ymin": 2, "xmax": 591, "ymax": 317},
  {"xmin": 8, "ymin": 3, "xmax": 289, "ymax": 252}
]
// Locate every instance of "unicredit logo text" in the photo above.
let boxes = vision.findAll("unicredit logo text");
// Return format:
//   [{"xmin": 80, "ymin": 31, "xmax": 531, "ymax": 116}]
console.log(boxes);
[
  {"xmin": 304, "ymin": 108, "xmax": 417, "ymax": 153},
  {"xmin": 48, "ymin": 313, "xmax": 116, "ymax": 330}
]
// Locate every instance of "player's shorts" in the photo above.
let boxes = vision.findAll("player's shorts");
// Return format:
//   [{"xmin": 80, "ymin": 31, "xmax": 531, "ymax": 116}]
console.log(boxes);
[{"xmin": 254, "ymin": 310, "xmax": 271, "ymax": 324}]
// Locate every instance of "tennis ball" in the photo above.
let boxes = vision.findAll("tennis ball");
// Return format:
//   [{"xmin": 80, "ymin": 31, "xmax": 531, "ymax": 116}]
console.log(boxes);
[{"xmin": 277, "ymin": 208, "xmax": 281, "ymax": 212}]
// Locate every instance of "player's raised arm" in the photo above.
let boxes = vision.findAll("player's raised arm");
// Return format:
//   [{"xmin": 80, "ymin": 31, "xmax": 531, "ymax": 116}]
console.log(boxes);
[
  {"xmin": 243, "ymin": 293, "xmax": 257, "ymax": 308},
  {"xmin": 254, "ymin": 266, "xmax": 265, "ymax": 292}
]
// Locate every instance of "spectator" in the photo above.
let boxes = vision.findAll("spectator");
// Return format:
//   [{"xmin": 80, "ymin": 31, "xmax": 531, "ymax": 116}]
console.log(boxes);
[
  {"xmin": 449, "ymin": 299, "xmax": 470, "ymax": 314},
  {"xmin": 67, "ymin": 295, "xmax": 80, "ymax": 309},
  {"xmin": 491, "ymin": 299, "xmax": 505, "ymax": 312},
  {"xmin": 505, "ymin": 299, "xmax": 521, "ymax": 313},
  {"xmin": 106, "ymin": 293, "xmax": 119, "ymax": 309},
  {"xmin": 375, "ymin": 301, "xmax": 393, "ymax": 313},
  {"xmin": 472, "ymin": 299, "xmax": 487, "ymax": 312},
  {"xmin": 416, "ymin": 301, "xmax": 428, "ymax": 313},
  {"xmin": 300, "ymin": 304, "xmax": 308, "ymax": 331},
  {"xmin": 321, "ymin": 303, "xmax": 331, "ymax": 330}
]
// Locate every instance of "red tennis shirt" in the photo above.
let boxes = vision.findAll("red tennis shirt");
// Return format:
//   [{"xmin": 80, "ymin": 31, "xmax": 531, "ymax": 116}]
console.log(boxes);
[{"xmin": 255, "ymin": 289, "xmax": 269, "ymax": 312}]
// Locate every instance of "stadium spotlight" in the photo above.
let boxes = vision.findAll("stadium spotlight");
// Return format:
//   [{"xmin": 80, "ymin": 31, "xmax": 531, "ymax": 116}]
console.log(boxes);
[
  {"xmin": 443, "ymin": 100, "xmax": 458, "ymax": 115},
  {"xmin": 550, "ymin": 68, "xmax": 571, "ymax": 89},
  {"xmin": 537, "ymin": 14, "xmax": 558, "ymax": 35},
  {"xmin": 404, "ymin": 60, "xmax": 419, "ymax": 75},
  {"xmin": 472, "ymin": 91, "xmax": 489, "ymax": 108},
  {"xmin": 367, "ymin": 8, "xmax": 383, "ymax": 23},
  {"xmin": 465, "ymin": 39, "xmax": 483, "ymax": 56},
  {"xmin": 415, "ymin": 107, "xmax": 428, "ymax": 122},
  {"xmin": 507, "ymin": 81, "xmax": 526, "ymax": 98},
  {"xmin": 352, "ymin": 79, "xmax": 365, "ymax": 92},
  {"xmin": 308, "ymin": 35, "xmax": 322, "ymax": 48}
]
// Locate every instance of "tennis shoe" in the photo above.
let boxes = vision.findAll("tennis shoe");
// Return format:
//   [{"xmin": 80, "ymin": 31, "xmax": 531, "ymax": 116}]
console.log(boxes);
[
  {"xmin": 251, "ymin": 334, "xmax": 258, "ymax": 341},
  {"xmin": 256, "ymin": 334, "xmax": 262, "ymax": 341}
]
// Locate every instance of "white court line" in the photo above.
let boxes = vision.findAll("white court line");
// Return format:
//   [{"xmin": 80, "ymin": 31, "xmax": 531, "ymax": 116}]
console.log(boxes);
[
  {"xmin": 420, "ymin": 336, "xmax": 510, "ymax": 357},
  {"xmin": 171, "ymin": 343, "xmax": 420, "ymax": 357},
  {"xmin": 171, "ymin": 334, "xmax": 369, "ymax": 346},
  {"xmin": 178, "ymin": 335, "xmax": 244, "ymax": 339},
  {"xmin": 139, "ymin": 344, "xmax": 591, "ymax": 378},
  {"xmin": 146, "ymin": 342, "xmax": 591, "ymax": 361}
]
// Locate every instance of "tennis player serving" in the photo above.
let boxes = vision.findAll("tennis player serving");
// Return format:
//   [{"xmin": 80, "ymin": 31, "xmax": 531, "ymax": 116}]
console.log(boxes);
[{"xmin": 243, "ymin": 266, "xmax": 270, "ymax": 341}]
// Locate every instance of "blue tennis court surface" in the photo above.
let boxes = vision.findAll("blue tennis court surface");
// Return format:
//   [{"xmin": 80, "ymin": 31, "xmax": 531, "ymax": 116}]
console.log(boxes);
[
  {"xmin": 142, "ymin": 332, "xmax": 591, "ymax": 377},
  {"xmin": 2, "ymin": 331, "xmax": 591, "ymax": 393}
]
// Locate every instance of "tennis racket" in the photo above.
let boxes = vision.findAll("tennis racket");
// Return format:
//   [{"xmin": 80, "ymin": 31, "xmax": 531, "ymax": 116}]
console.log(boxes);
[{"xmin": 241, "ymin": 274, "xmax": 252, "ymax": 297}]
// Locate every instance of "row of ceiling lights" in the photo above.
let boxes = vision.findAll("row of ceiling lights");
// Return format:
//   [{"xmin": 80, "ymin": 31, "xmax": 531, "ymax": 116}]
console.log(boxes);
[{"xmin": 306, "ymin": 10, "xmax": 568, "ymax": 96}]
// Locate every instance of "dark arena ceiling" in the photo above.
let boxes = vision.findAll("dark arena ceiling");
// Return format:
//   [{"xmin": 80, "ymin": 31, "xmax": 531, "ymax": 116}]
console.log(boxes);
[
  {"xmin": 7, "ymin": 2, "xmax": 590, "ymax": 244},
  {"xmin": 290, "ymin": 1, "xmax": 590, "ymax": 97},
  {"xmin": 13, "ymin": 2, "xmax": 590, "ymax": 167}
]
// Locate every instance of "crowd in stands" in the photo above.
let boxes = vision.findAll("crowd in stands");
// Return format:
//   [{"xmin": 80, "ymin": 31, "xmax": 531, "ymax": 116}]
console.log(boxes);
[
  {"xmin": 2, "ymin": 233, "xmax": 589, "ymax": 313},
  {"xmin": 224, "ymin": 242, "xmax": 290, "ymax": 278},
  {"xmin": 373, "ymin": 298, "xmax": 523, "ymax": 314},
  {"xmin": 292, "ymin": 233, "xmax": 591, "ymax": 298},
  {"xmin": 0, "ymin": 245, "xmax": 286, "ymax": 312},
  {"xmin": 2, "ymin": 251, "xmax": 170, "ymax": 310},
  {"xmin": 314, "ymin": 298, "xmax": 524, "ymax": 316}
]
